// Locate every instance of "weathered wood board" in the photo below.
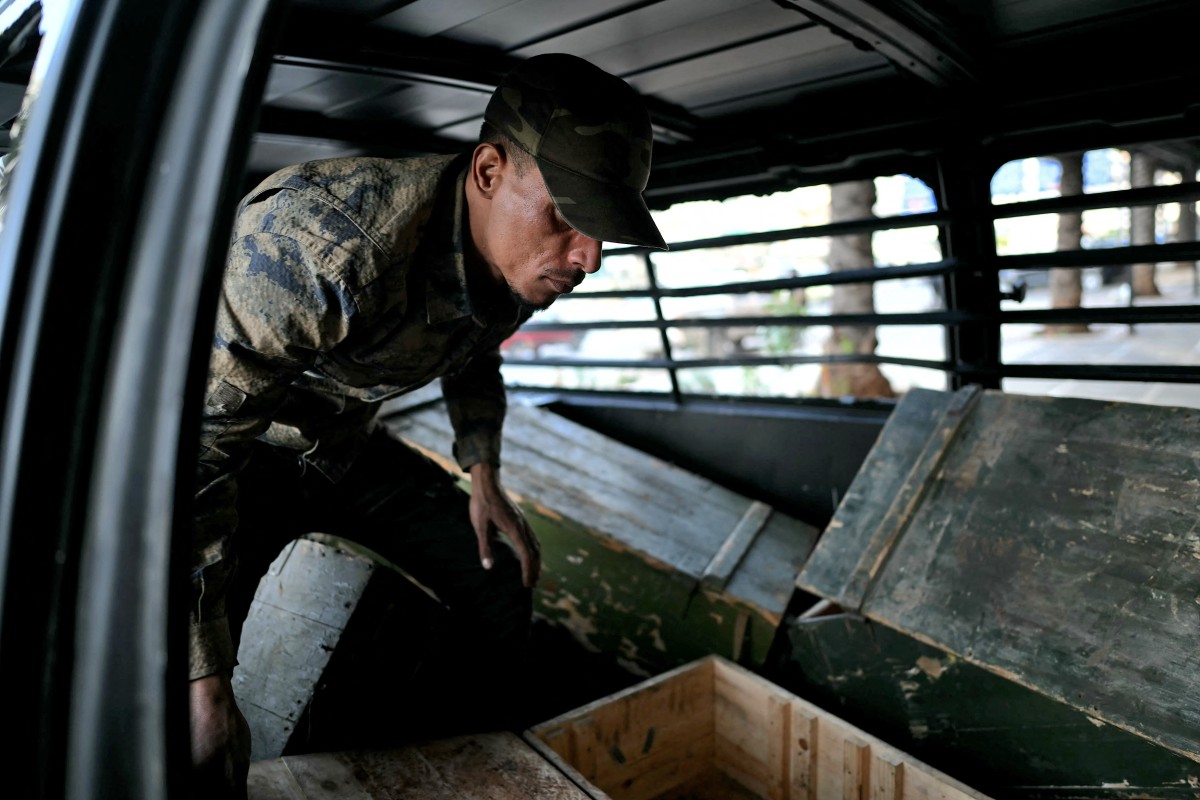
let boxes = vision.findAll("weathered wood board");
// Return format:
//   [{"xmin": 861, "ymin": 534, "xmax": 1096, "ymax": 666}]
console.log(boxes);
[
  {"xmin": 797, "ymin": 388, "xmax": 1200, "ymax": 763},
  {"xmin": 247, "ymin": 732, "xmax": 593, "ymax": 799},
  {"xmin": 386, "ymin": 401, "xmax": 819, "ymax": 674},
  {"xmin": 233, "ymin": 534, "xmax": 448, "ymax": 758},
  {"xmin": 233, "ymin": 536, "xmax": 378, "ymax": 760},
  {"xmin": 796, "ymin": 388, "xmax": 956, "ymax": 609},
  {"xmin": 527, "ymin": 654, "xmax": 994, "ymax": 800}
]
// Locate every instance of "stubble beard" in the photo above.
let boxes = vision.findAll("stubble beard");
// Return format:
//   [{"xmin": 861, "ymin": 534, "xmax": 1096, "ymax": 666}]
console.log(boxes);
[{"xmin": 507, "ymin": 281, "xmax": 553, "ymax": 314}]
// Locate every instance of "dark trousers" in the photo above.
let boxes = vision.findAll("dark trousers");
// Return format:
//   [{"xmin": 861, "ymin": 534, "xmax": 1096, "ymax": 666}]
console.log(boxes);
[{"xmin": 224, "ymin": 426, "xmax": 532, "ymax": 734}]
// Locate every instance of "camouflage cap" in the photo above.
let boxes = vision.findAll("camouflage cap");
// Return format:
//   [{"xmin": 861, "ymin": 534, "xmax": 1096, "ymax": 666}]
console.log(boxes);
[{"xmin": 484, "ymin": 53, "xmax": 667, "ymax": 251}]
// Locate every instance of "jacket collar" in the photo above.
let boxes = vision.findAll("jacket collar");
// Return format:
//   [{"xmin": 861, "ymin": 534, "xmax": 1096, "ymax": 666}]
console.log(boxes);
[
  {"xmin": 423, "ymin": 154, "xmax": 477, "ymax": 325},
  {"xmin": 421, "ymin": 155, "xmax": 524, "ymax": 331}
]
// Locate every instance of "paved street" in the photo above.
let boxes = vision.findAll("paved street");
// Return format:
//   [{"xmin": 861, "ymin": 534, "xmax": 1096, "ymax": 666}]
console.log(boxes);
[{"xmin": 999, "ymin": 265, "xmax": 1199, "ymax": 409}]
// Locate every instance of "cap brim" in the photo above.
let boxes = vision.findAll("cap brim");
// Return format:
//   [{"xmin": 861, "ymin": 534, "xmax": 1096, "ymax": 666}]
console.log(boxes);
[{"xmin": 536, "ymin": 158, "xmax": 668, "ymax": 251}]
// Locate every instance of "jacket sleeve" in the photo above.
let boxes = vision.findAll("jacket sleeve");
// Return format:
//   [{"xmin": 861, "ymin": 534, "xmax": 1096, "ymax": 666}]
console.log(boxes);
[
  {"xmin": 440, "ymin": 345, "xmax": 507, "ymax": 470},
  {"xmin": 190, "ymin": 213, "xmax": 359, "ymax": 680}
]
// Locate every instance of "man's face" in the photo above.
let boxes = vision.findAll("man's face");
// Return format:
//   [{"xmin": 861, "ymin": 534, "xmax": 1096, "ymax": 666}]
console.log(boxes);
[{"xmin": 476, "ymin": 156, "xmax": 602, "ymax": 310}]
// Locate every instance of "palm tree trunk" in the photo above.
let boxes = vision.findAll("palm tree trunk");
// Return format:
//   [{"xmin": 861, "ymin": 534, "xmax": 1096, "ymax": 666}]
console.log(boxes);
[
  {"xmin": 818, "ymin": 180, "xmax": 895, "ymax": 399},
  {"xmin": 1046, "ymin": 152, "xmax": 1088, "ymax": 333},
  {"xmin": 1130, "ymin": 150, "xmax": 1161, "ymax": 297},
  {"xmin": 1173, "ymin": 159, "xmax": 1196, "ymax": 278}
]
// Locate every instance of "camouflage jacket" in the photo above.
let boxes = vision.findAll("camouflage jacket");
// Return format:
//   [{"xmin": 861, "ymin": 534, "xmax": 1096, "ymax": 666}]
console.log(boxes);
[{"xmin": 190, "ymin": 153, "xmax": 531, "ymax": 679}]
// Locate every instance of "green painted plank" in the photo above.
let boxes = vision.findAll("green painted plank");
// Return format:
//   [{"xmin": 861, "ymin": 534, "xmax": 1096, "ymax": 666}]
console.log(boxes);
[
  {"xmin": 775, "ymin": 614, "xmax": 1200, "ymax": 800},
  {"xmin": 525, "ymin": 494, "xmax": 782, "ymax": 673},
  {"xmin": 796, "ymin": 388, "xmax": 953, "ymax": 606}
]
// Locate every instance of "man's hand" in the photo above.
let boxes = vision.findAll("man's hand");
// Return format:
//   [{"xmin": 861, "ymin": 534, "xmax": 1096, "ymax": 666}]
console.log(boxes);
[
  {"xmin": 468, "ymin": 462, "xmax": 541, "ymax": 588},
  {"xmin": 190, "ymin": 672, "xmax": 251, "ymax": 800}
]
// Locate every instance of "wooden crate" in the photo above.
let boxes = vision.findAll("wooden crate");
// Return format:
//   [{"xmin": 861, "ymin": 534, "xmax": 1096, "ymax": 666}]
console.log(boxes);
[
  {"xmin": 387, "ymin": 399, "xmax": 819, "ymax": 675},
  {"xmin": 797, "ymin": 388, "xmax": 1200, "ymax": 762},
  {"xmin": 526, "ymin": 655, "xmax": 993, "ymax": 800}
]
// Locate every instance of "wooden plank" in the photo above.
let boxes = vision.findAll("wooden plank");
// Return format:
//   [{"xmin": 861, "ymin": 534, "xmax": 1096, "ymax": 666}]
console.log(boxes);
[
  {"xmin": 790, "ymin": 709, "xmax": 818, "ymax": 800},
  {"xmin": 568, "ymin": 718, "xmax": 600, "ymax": 784},
  {"xmin": 842, "ymin": 737, "xmax": 870, "ymax": 800},
  {"xmin": 702, "ymin": 501, "xmax": 774, "ymax": 591},
  {"xmin": 766, "ymin": 693, "xmax": 791, "ymax": 800},
  {"xmin": 276, "ymin": 752, "xmax": 375, "ymax": 800},
  {"xmin": 531, "ymin": 657, "xmax": 715, "ymax": 800},
  {"xmin": 831, "ymin": 385, "xmax": 980, "ymax": 610},
  {"xmin": 871, "ymin": 754, "xmax": 904, "ymax": 800},
  {"xmin": 857, "ymin": 392, "xmax": 1200, "ymax": 761},
  {"xmin": 648, "ymin": 767, "xmax": 761, "ymax": 800},
  {"xmin": 331, "ymin": 746, "xmax": 450, "ymax": 798},
  {"xmin": 724, "ymin": 508, "xmax": 819, "ymax": 626},
  {"xmin": 797, "ymin": 388, "xmax": 953, "ymax": 603},
  {"xmin": 523, "ymin": 733, "xmax": 613, "ymax": 800},
  {"xmin": 714, "ymin": 660, "xmax": 777, "ymax": 795},
  {"xmin": 417, "ymin": 732, "xmax": 593, "ymax": 799},
  {"xmin": 250, "ymin": 734, "xmax": 593, "ymax": 799},
  {"xmin": 233, "ymin": 538, "xmax": 377, "ymax": 760},
  {"xmin": 246, "ymin": 759, "xmax": 306, "ymax": 800}
]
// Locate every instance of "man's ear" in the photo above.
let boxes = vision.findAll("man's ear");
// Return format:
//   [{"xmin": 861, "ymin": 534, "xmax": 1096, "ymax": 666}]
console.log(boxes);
[{"xmin": 470, "ymin": 142, "xmax": 505, "ymax": 198}]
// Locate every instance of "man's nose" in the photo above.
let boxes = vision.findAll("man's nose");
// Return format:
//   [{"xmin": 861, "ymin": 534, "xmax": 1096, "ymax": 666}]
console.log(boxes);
[{"xmin": 570, "ymin": 232, "xmax": 603, "ymax": 274}]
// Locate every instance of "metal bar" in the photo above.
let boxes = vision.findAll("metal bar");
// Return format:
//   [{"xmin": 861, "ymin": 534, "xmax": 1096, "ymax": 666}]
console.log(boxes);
[
  {"xmin": 619, "ymin": 22, "xmax": 817, "ymax": 81},
  {"xmin": 272, "ymin": 22, "xmax": 703, "ymax": 142},
  {"xmin": 256, "ymin": 107, "xmax": 461, "ymax": 155},
  {"xmin": 514, "ymin": 310, "xmax": 971, "ymax": 332},
  {"xmin": 997, "ymin": 241, "xmax": 1200, "ymax": 270},
  {"xmin": 984, "ymin": 114, "xmax": 1200, "ymax": 171},
  {"xmin": 998, "ymin": 363, "xmax": 1200, "ymax": 383},
  {"xmin": 576, "ymin": 260, "xmax": 959, "ymax": 300},
  {"xmin": 1001, "ymin": 304, "xmax": 1200, "ymax": 325},
  {"xmin": 643, "ymin": 252, "xmax": 682, "ymax": 403},
  {"xmin": 989, "ymin": 182, "xmax": 1200, "ymax": 220},
  {"xmin": 503, "ymin": 353, "xmax": 952, "ymax": 370},
  {"xmin": 506, "ymin": 0, "xmax": 672, "ymax": 52},
  {"xmin": 773, "ymin": 0, "xmax": 975, "ymax": 87},
  {"xmin": 604, "ymin": 210, "xmax": 949, "ymax": 257},
  {"xmin": 938, "ymin": 144, "xmax": 1003, "ymax": 389},
  {"xmin": 504, "ymin": 383, "xmax": 901, "ymax": 412},
  {"xmin": 270, "ymin": 53, "xmax": 497, "ymax": 94}
]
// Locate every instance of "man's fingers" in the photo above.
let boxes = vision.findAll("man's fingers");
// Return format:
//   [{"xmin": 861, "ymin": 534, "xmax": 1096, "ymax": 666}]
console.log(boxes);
[
  {"xmin": 471, "ymin": 485, "xmax": 540, "ymax": 585},
  {"xmin": 516, "ymin": 520, "xmax": 542, "ymax": 588},
  {"xmin": 491, "ymin": 511, "xmax": 538, "ymax": 588},
  {"xmin": 473, "ymin": 517, "xmax": 494, "ymax": 569}
]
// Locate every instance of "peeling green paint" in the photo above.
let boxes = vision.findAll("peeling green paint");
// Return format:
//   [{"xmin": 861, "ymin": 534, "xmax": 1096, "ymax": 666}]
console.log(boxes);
[{"xmin": 520, "ymin": 499, "xmax": 778, "ymax": 675}]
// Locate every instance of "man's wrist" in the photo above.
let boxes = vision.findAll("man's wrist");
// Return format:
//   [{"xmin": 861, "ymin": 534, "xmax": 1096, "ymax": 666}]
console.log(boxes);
[
  {"xmin": 468, "ymin": 461, "xmax": 500, "ymax": 480},
  {"xmin": 189, "ymin": 617, "xmax": 237, "ymax": 681}
]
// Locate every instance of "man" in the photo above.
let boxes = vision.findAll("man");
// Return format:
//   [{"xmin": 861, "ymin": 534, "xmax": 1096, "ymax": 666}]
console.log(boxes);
[{"xmin": 188, "ymin": 53, "xmax": 667, "ymax": 795}]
